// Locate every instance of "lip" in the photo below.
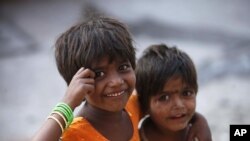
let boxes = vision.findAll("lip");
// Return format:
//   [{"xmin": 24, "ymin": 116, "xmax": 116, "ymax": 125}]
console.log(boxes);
[{"xmin": 170, "ymin": 113, "xmax": 186, "ymax": 120}]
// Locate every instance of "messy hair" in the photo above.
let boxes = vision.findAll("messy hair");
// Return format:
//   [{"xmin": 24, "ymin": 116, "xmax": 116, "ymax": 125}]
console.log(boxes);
[
  {"xmin": 55, "ymin": 16, "xmax": 136, "ymax": 85},
  {"xmin": 136, "ymin": 44, "xmax": 198, "ymax": 114}
]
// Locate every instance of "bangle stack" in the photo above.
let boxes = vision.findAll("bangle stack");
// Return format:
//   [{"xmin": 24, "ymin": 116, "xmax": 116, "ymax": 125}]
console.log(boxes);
[{"xmin": 47, "ymin": 102, "xmax": 74, "ymax": 133}]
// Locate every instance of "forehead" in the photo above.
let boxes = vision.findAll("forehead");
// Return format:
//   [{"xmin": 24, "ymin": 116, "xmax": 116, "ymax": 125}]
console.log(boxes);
[
  {"xmin": 91, "ymin": 55, "xmax": 127, "ymax": 68},
  {"xmin": 163, "ymin": 75, "xmax": 187, "ymax": 90}
]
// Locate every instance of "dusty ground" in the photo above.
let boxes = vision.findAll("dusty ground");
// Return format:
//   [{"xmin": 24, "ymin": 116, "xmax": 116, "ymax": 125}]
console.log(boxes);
[{"xmin": 1, "ymin": 0, "xmax": 250, "ymax": 141}]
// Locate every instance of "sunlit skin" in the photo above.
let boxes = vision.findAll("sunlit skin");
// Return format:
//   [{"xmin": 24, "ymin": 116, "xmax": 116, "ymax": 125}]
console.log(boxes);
[{"xmin": 145, "ymin": 75, "xmax": 196, "ymax": 141}]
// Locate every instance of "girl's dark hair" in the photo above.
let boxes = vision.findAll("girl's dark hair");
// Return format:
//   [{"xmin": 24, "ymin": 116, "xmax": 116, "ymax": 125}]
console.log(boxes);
[
  {"xmin": 55, "ymin": 16, "xmax": 136, "ymax": 85},
  {"xmin": 135, "ymin": 44, "xmax": 198, "ymax": 114}
]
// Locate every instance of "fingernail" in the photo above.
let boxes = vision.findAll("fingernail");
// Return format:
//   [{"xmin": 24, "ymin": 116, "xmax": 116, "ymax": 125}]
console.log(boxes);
[{"xmin": 78, "ymin": 67, "xmax": 84, "ymax": 72}]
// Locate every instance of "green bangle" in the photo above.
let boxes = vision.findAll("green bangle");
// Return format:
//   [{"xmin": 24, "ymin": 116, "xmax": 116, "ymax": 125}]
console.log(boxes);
[
  {"xmin": 54, "ymin": 108, "xmax": 69, "ymax": 121},
  {"xmin": 58, "ymin": 103, "xmax": 73, "ymax": 124},
  {"xmin": 52, "ymin": 102, "xmax": 74, "ymax": 128},
  {"xmin": 57, "ymin": 104, "xmax": 72, "ymax": 119}
]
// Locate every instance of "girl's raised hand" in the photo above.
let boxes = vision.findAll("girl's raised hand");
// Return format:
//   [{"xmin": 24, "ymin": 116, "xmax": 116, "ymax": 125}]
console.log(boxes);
[{"xmin": 62, "ymin": 67, "xmax": 95, "ymax": 110}]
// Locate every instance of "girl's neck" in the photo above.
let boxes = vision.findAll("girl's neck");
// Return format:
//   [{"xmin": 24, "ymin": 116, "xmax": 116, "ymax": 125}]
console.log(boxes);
[
  {"xmin": 82, "ymin": 102, "xmax": 124, "ymax": 123},
  {"xmin": 80, "ymin": 102, "xmax": 133, "ymax": 141},
  {"xmin": 144, "ymin": 118, "xmax": 189, "ymax": 141}
]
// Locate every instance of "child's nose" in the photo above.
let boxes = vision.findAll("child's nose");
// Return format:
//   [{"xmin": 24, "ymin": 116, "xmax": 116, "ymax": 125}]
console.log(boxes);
[
  {"xmin": 108, "ymin": 74, "xmax": 124, "ymax": 87},
  {"xmin": 172, "ymin": 96, "xmax": 185, "ymax": 109}
]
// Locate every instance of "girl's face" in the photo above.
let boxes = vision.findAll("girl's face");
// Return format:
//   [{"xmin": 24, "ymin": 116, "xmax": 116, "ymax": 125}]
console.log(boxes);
[
  {"xmin": 85, "ymin": 56, "xmax": 135, "ymax": 112},
  {"xmin": 148, "ymin": 76, "xmax": 196, "ymax": 132}
]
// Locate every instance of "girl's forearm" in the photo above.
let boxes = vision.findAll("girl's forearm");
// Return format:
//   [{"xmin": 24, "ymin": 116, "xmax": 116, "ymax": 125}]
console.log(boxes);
[{"xmin": 32, "ymin": 113, "xmax": 66, "ymax": 141}]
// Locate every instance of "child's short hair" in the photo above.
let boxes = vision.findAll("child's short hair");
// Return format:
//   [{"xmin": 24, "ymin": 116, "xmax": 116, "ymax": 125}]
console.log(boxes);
[
  {"xmin": 136, "ymin": 44, "xmax": 198, "ymax": 114},
  {"xmin": 54, "ymin": 16, "xmax": 136, "ymax": 85}
]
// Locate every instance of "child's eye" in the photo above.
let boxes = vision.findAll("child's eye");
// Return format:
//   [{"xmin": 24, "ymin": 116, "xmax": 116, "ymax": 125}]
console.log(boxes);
[
  {"xmin": 158, "ymin": 95, "xmax": 170, "ymax": 101},
  {"xmin": 95, "ymin": 71, "xmax": 104, "ymax": 78},
  {"xmin": 182, "ymin": 90, "xmax": 195, "ymax": 97},
  {"xmin": 119, "ymin": 64, "xmax": 130, "ymax": 71}
]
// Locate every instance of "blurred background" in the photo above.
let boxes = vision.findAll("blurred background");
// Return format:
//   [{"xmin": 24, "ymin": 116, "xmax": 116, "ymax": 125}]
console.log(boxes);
[{"xmin": 1, "ymin": 0, "xmax": 250, "ymax": 140}]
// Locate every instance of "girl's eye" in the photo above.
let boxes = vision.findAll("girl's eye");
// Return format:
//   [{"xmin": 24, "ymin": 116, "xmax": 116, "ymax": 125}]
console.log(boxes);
[
  {"xmin": 158, "ymin": 95, "xmax": 170, "ymax": 101},
  {"xmin": 183, "ymin": 90, "xmax": 195, "ymax": 97},
  {"xmin": 95, "ymin": 71, "xmax": 104, "ymax": 78},
  {"xmin": 119, "ymin": 64, "xmax": 130, "ymax": 71}
]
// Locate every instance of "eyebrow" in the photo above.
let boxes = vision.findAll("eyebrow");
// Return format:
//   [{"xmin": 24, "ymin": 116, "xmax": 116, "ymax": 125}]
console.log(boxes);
[
  {"xmin": 113, "ymin": 58, "xmax": 128, "ymax": 64},
  {"xmin": 160, "ymin": 90, "xmax": 178, "ymax": 95},
  {"xmin": 91, "ymin": 58, "xmax": 129, "ymax": 70},
  {"xmin": 160, "ymin": 86, "xmax": 192, "ymax": 94},
  {"xmin": 91, "ymin": 64, "xmax": 107, "ymax": 71}
]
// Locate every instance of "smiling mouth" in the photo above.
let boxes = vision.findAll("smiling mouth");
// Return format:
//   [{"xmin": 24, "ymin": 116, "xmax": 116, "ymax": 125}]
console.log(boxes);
[
  {"xmin": 106, "ymin": 90, "xmax": 125, "ymax": 97},
  {"xmin": 170, "ymin": 114, "xmax": 186, "ymax": 119}
]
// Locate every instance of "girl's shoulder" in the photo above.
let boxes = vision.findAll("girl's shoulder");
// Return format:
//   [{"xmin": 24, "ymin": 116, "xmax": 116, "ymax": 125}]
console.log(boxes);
[
  {"xmin": 126, "ymin": 91, "xmax": 140, "ymax": 116},
  {"xmin": 61, "ymin": 117, "xmax": 108, "ymax": 141}
]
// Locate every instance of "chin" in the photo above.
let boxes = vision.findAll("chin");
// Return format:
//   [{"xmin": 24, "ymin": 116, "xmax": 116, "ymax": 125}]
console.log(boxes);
[{"xmin": 170, "ymin": 123, "xmax": 189, "ymax": 132}]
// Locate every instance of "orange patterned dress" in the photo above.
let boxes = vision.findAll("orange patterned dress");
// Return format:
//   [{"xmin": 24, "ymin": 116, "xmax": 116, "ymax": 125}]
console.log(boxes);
[{"xmin": 61, "ymin": 94, "xmax": 141, "ymax": 141}]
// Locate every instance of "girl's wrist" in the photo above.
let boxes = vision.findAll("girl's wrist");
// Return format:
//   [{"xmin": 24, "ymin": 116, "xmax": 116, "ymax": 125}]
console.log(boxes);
[
  {"xmin": 61, "ymin": 98, "xmax": 76, "ymax": 111},
  {"xmin": 48, "ymin": 102, "xmax": 74, "ymax": 131}
]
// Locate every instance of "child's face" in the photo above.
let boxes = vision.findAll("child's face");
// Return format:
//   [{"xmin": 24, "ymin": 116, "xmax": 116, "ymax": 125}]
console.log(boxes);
[
  {"xmin": 85, "ymin": 56, "xmax": 136, "ymax": 112},
  {"xmin": 148, "ymin": 76, "xmax": 196, "ymax": 132}
]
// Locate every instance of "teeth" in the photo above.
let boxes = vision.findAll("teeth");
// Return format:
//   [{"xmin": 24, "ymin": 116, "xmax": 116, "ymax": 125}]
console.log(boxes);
[
  {"xmin": 173, "ymin": 114, "xmax": 184, "ymax": 118},
  {"xmin": 106, "ymin": 91, "xmax": 124, "ymax": 97}
]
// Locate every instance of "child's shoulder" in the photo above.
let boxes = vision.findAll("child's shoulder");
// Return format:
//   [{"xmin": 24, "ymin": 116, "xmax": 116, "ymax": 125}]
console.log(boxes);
[
  {"xmin": 126, "ymin": 91, "xmax": 141, "ymax": 118},
  {"xmin": 130, "ymin": 91, "xmax": 138, "ymax": 100},
  {"xmin": 62, "ymin": 117, "xmax": 108, "ymax": 140},
  {"xmin": 127, "ymin": 91, "xmax": 139, "ymax": 108}
]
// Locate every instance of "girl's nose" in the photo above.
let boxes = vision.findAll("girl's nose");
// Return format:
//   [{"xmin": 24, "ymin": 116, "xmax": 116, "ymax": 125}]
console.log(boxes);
[
  {"xmin": 108, "ymin": 74, "xmax": 124, "ymax": 87},
  {"xmin": 172, "ymin": 96, "xmax": 184, "ymax": 109}
]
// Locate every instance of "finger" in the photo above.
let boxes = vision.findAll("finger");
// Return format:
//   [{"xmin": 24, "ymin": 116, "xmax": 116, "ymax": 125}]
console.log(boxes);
[
  {"xmin": 75, "ymin": 78, "xmax": 95, "ymax": 94},
  {"xmin": 80, "ymin": 83, "xmax": 95, "ymax": 95},
  {"xmin": 77, "ymin": 68, "xmax": 95, "ymax": 78},
  {"xmin": 78, "ymin": 78, "xmax": 95, "ymax": 85},
  {"xmin": 76, "ymin": 67, "xmax": 84, "ymax": 75}
]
